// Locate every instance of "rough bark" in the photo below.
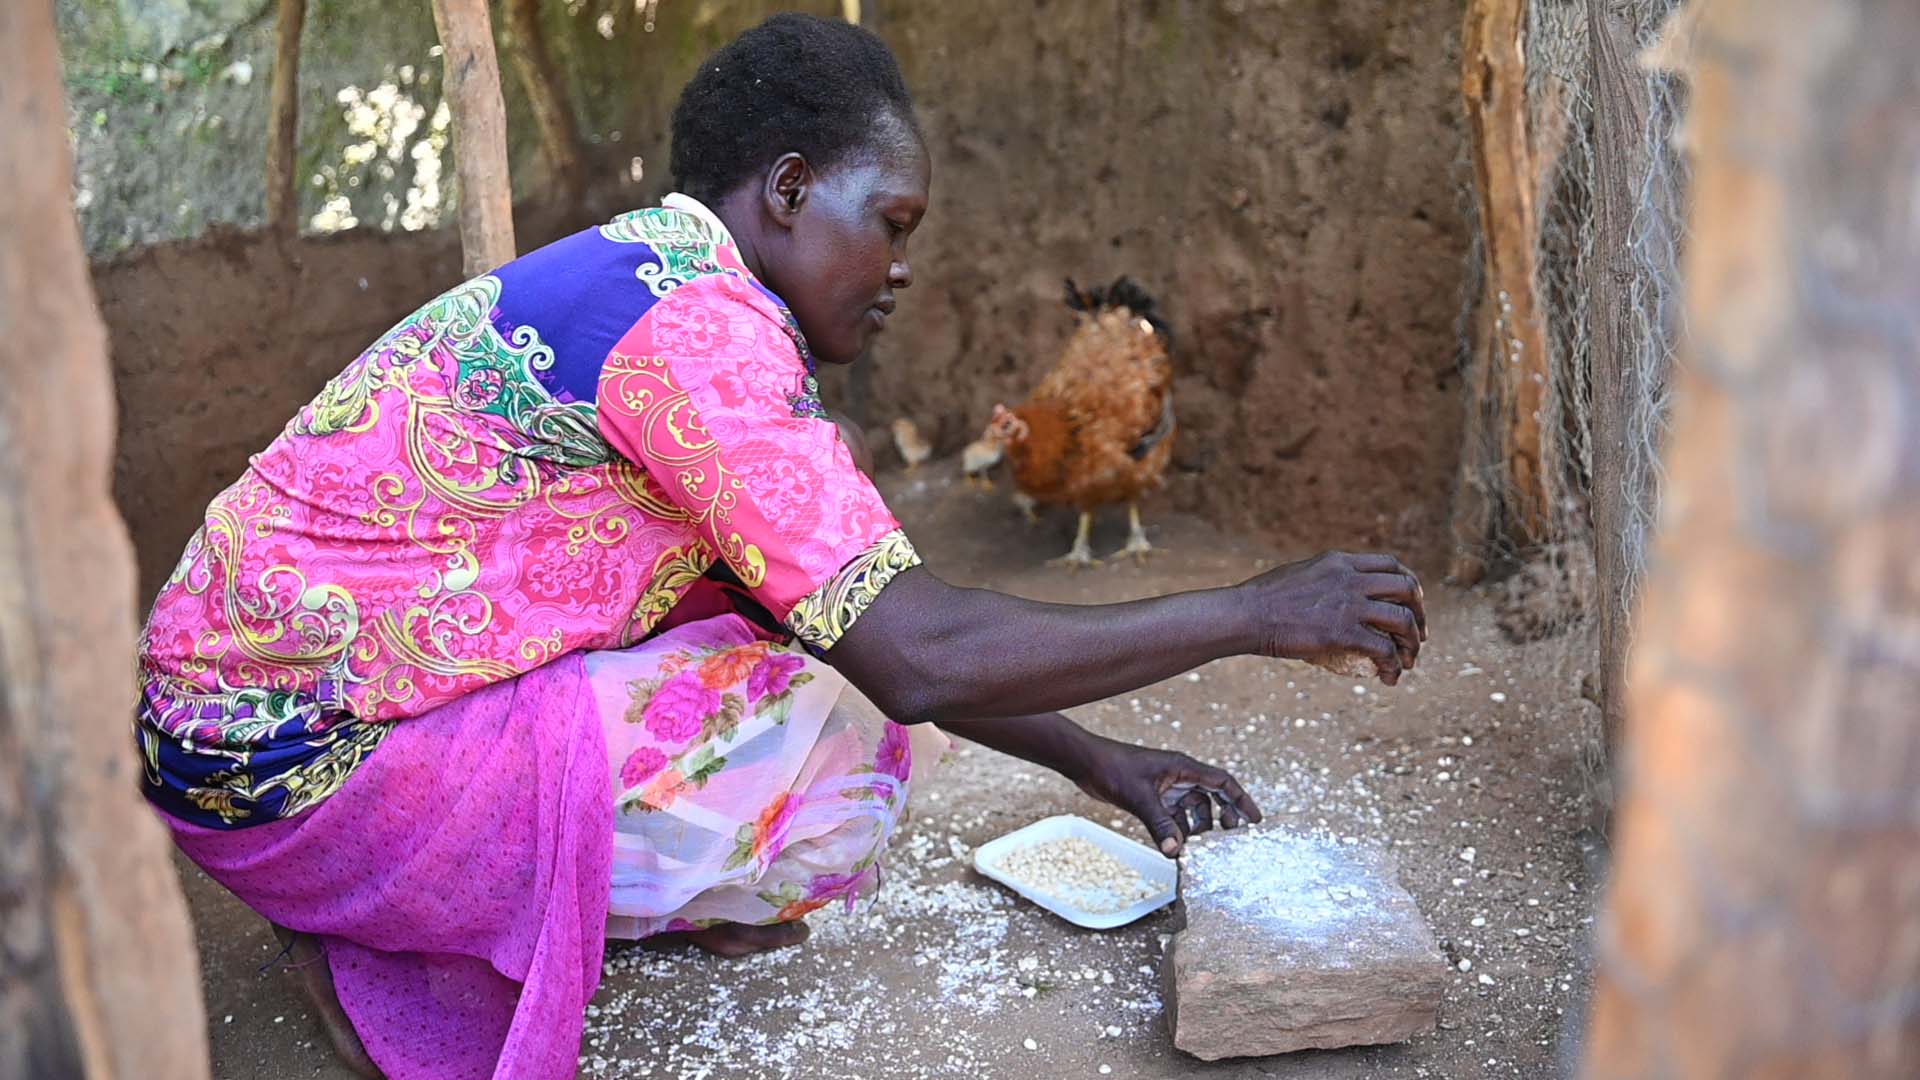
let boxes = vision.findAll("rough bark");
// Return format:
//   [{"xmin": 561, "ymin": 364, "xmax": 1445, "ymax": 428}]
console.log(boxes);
[
  {"xmin": 430, "ymin": 0, "xmax": 517, "ymax": 276},
  {"xmin": 1450, "ymin": 0, "xmax": 1555, "ymax": 582},
  {"xmin": 0, "ymin": 3, "xmax": 212, "ymax": 1077},
  {"xmin": 503, "ymin": 0, "xmax": 586, "ymax": 205},
  {"xmin": 1582, "ymin": 0, "xmax": 1653, "ymax": 775},
  {"xmin": 1586, "ymin": 1, "xmax": 1920, "ymax": 1075},
  {"xmin": 264, "ymin": 0, "xmax": 306, "ymax": 236}
]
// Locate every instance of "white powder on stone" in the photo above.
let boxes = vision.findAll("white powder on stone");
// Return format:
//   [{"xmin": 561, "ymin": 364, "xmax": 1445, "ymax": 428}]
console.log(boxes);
[{"xmin": 1180, "ymin": 828, "xmax": 1378, "ymax": 932}]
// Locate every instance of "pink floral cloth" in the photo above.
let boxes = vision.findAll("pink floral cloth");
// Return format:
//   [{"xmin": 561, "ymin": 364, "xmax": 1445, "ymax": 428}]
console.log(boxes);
[
  {"xmin": 166, "ymin": 615, "xmax": 949, "ymax": 1080},
  {"xmin": 587, "ymin": 615, "xmax": 946, "ymax": 939},
  {"xmin": 166, "ymin": 653, "xmax": 613, "ymax": 1080}
]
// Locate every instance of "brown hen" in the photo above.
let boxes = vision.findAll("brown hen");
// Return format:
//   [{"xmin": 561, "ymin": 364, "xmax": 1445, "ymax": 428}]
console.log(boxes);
[{"xmin": 978, "ymin": 277, "xmax": 1175, "ymax": 566}]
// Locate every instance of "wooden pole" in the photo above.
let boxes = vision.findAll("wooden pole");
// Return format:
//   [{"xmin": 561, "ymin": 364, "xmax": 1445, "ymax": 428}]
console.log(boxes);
[
  {"xmin": 264, "ymin": 0, "xmax": 306, "ymax": 236},
  {"xmin": 1586, "ymin": 0, "xmax": 1920, "ymax": 1074},
  {"xmin": 1450, "ymin": 0, "xmax": 1555, "ymax": 580},
  {"xmin": 0, "ymin": 3, "xmax": 211, "ymax": 1077},
  {"xmin": 430, "ymin": 0, "xmax": 517, "ymax": 276},
  {"xmin": 1583, "ymin": 0, "xmax": 1655, "ymax": 774},
  {"xmin": 504, "ymin": 0, "xmax": 587, "ymax": 205}
]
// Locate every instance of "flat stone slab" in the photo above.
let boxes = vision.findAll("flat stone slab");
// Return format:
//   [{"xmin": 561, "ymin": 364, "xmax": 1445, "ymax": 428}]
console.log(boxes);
[{"xmin": 1163, "ymin": 829, "xmax": 1447, "ymax": 1060}]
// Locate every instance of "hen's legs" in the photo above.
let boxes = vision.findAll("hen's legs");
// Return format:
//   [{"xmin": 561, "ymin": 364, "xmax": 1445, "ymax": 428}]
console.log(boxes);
[
  {"xmin": 1049, "ymin": 511, "xmax": 1099, "ymax": 569},
  {"xmin": 1118, "ymin": 503, "xmax": 1156, "ymax": 562}
]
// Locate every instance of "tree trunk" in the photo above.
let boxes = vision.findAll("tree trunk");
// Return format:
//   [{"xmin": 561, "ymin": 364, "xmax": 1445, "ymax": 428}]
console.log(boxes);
[
  {"xmin": 1586, "ymin": 1, "xmax": 1920, "ymax": 1075},
  {"xmin": 0, "ymin": 3, "xmax": 212, "ymax": 1078},
  {"xmin": 503, "ymin": 0, "xmax": 586, "ymax": 206},
  {"xmin": 264, "ymin": 0, "xmax": 306, "ymax": 236},
  {"xmin": 430, "ymin": 0, "xmax": 517, "ymax": 276},
  {"xmin": 1582, "ymin": 0, "xmax": 1653, "ymax": 776},
  {"xmin": 1450, "ymin": 0, "xmax": 1555, "ymax": 581}
]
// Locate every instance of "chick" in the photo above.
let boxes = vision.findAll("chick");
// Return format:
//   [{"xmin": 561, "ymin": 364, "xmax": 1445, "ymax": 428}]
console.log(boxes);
[
  {"xmin": 891, "ymin": 417, "xmax": 934, "ymax": 472},
  {"xmin": 961, "ymin": 430, "xmax": 1006, "ymax": 490}
]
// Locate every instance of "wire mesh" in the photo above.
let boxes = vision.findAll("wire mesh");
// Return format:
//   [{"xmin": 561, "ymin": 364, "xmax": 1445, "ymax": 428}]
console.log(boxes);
[
  {"xmin": 1442, "ymin": 0, "xmax": 1693, "ymax": 811},
  {"xmin": 1458, "ymin": 0, "xmax": 1690, "ymax": 744}
]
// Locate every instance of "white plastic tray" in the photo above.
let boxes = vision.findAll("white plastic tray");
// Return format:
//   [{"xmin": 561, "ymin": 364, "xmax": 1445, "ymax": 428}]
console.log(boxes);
[{"xmin": 972, "ymin": 814, "xmax": 1178, "ymax": 930}]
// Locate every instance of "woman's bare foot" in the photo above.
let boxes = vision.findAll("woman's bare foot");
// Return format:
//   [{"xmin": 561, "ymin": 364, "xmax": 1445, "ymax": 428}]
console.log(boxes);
[
  {"xmin": 653, "ymin": 920, "xmax": 811, "ymax": 958},
  {"xmin": 271, "ymin": 924, "xmax": 382, "ymax": 1078}
]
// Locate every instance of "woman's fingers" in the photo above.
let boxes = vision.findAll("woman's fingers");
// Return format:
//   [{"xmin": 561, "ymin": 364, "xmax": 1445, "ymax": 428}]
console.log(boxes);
[
  {"xmin": 1359, "ymin": 571, "xmax": 1419, "ymax": 603},
  {"xmin": 1363, "ymin": 600, "xmax": 1422, "ymax": 671},
  {"xmin": 1193, "ymin": 766, "xmax": 1263, "ymax": 826},
  {"xmin": 1170, "ymin": 763, "xmax": 1265, "ymax": 833},
  {"xmin": 1351, "ymin": 556, "xmax": 1428, "ymax": 640},
  {"xmin": 1348, "ymin": 552, "xmax": 1409, "ymax": 575},
  {"xmin": 1177, "ymin": 787, "xmax": 1214, "ymax": 836},
  {"xmin": 1345, "ymin": 625, "xmax": 1404, "ymax": 685},
  {"xmin": 1248, "ymin": 550, "xmax": 1429, "ymax": 669},
  {"xmin": 1210, "ymin": 789, "xmax": 1245, "ymax": 830},
  {"xmin": 1192, "ymin": 793, "xmax": 1216, "ymax": 835},
  {"xmin": 1142, "ymin": 803, "xmax": 1187, "ymax": 857}
]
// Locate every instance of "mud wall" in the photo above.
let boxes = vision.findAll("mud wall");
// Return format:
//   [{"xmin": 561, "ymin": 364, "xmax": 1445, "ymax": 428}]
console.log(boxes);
[
  {"xmin": 845, "ymin": 0, "xmax": 1468, "ymax": 564},
  {"xmin": 96, "ymin": 0, "xmax": 1468, "ymax": 601}
]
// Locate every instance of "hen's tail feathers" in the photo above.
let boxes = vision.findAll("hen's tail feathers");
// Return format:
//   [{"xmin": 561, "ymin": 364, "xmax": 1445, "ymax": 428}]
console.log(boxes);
[
  {"xmin": 1063, "ymin": 277, "xmax": 1097, "ymax": 314},
  {"xmin": 1061, "ymin": 275, "xmax": 1172, "ymax": 345}
]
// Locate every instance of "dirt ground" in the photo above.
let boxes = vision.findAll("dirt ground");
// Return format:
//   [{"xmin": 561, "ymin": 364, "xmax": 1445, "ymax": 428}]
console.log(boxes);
[{"xmin": 177, "ymin": 458, "xmax": 1603, "ymax": 1080}]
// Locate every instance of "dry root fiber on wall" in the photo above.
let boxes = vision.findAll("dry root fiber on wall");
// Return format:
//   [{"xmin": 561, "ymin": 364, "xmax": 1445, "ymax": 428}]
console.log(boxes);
[
  {"xmin": 1452, "ymin": 0, "xmax": 1691, "ymax": 771},
  {"xmin": 1452, "ymin": 0, "xmax": 1688, "ymax": 589}
]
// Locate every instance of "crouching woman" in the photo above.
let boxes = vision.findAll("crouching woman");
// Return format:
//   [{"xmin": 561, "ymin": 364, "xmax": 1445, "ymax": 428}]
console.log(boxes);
[{"xmin": 134, "ymin": 14, "xmax": 1425, "ymax": 1079}]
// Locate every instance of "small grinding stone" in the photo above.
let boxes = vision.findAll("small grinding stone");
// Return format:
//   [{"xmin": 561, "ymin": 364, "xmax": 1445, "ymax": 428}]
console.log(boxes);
[{"xmin": 1163, "ymin": 829, "xmax": 1447, "ymax": 1060}]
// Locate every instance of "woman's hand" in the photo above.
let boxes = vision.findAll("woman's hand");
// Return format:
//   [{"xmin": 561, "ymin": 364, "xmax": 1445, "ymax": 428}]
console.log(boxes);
[
  {"xmin": 1240, "ymin": 550, "xmax": 1428, "ymax": 685},
  {"xmin": 1073, "ymin": 735, "xmax": 1263, "ymax": 858},
  {"xmin": 943, "ymin": 714, "xmax": 1257, "ymax": 859}
]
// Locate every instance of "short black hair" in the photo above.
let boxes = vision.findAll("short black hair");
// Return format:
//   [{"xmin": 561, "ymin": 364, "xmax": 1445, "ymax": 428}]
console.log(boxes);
[{"xmin": 670, "ymin": 13, "xmax": 921, "ymax": 203}]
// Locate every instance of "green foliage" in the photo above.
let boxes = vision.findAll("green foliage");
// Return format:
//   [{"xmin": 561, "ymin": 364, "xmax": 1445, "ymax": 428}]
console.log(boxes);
[{"xmin": 59, "ymin": 0, "xmax": 842, "ymax": 256}]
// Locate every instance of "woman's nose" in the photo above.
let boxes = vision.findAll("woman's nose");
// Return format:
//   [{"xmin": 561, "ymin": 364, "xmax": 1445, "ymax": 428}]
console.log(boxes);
[{"xmin": 889, "ymin": 259, "xmax": 913, "ymax": 290}]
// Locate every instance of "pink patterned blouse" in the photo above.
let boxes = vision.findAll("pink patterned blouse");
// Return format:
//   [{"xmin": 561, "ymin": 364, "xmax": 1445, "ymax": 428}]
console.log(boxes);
[{"xmin": 137, "ymin": 195, "xmax": 920, "ymax": 827}]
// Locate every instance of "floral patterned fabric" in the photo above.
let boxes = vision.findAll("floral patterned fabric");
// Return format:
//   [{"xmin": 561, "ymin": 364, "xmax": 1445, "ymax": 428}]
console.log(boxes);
[
  {"xmin": 138, "ymin": 195, "xmax": 920, "ymax": 828},
  {"xmin": 586, "ymin": 614, "xmax": 946, "ymax": 939},
  {"xmin": 160, "ymin": 615, "xmax": 950, "ymax": 1080}
]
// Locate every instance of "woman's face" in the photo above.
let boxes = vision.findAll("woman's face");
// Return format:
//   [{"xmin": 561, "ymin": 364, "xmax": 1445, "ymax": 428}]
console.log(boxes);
[{"xmin": 762, "ymin": 130, "xmax": 930, "ymax": 366}]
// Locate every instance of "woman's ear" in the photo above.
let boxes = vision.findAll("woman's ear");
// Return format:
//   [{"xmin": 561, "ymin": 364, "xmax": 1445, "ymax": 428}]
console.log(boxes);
[{"xmin": 763, "ymin": 152, "xmax": 811, "ymax": 229}]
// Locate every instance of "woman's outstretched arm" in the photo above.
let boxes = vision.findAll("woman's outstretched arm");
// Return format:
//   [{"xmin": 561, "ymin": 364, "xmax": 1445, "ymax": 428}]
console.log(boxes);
[{"xmin": 826, "ymin": 549, "xmax": 1426, "ymax": 727}]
